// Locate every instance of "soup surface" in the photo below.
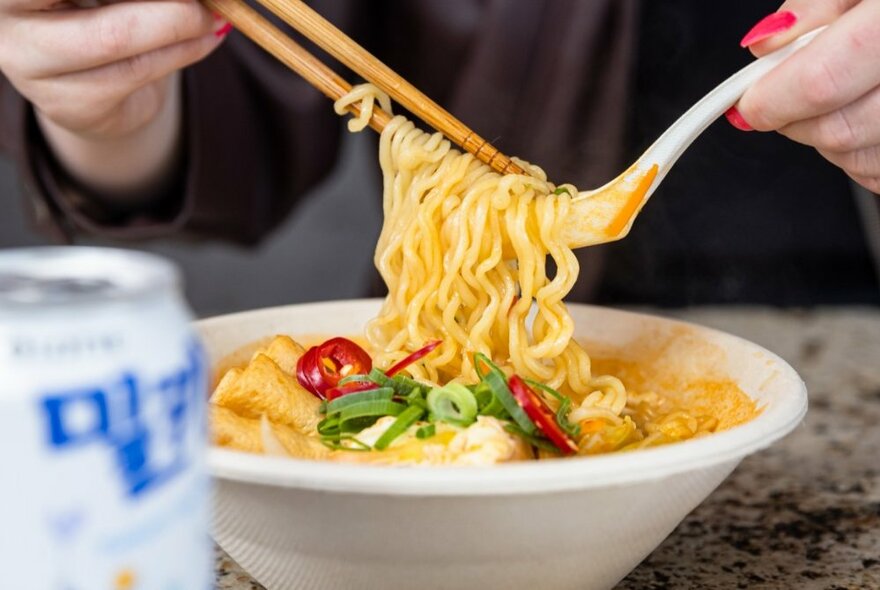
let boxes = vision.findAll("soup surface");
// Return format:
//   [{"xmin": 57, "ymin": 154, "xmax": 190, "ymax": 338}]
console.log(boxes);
[{"xmin": 209, "ymin": 332, "xmax": 759, "ymax": 465}]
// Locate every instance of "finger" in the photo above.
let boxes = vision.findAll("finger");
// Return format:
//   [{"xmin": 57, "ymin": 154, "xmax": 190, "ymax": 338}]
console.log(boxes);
[
  {"xmin": 15, "ymin": 0, "xmax": 221, "ymax": 77},
  {"xmin": 779, "ymin": 84, "xmax": 880, "ymax": 152},
  {"xmin": 818, "ymin": 146, "xmax": 880, "ymax": 179},
  {"xmin": 33, "ymin": 32, "xmax": 222, "ymax": 132},
  {"xmin": 847, "ymin": 172, "xmax": 880, "ymax": 194},
  {"xmin": 744, "ymin": 0, "xmax": 861, "ymax": 56},
  {"xmin": 737, "ymin": 0, "xmax": 880, "ymax": 131}
]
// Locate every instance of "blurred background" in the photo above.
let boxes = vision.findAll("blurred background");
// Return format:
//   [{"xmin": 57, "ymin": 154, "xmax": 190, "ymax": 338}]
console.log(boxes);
[{"xmin": 0, "ymin": 133, "xmax": 383, "ymax": 317}]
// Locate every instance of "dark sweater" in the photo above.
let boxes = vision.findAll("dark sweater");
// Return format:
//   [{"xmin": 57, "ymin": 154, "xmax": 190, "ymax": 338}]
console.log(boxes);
[{"xmin": 0, "ymin": 0, "xmax": 877, "ymax": 305}]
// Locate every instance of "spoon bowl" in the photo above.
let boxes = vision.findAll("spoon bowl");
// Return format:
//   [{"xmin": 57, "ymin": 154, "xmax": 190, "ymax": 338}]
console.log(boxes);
[{"xmin": 563, "ymin": 28, "xmax": 825, "ymax": 249}]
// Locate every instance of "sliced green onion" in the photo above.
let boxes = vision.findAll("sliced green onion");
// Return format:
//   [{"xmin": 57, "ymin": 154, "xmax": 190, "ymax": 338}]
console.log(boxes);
[
  {"xmin": 339, "ymin": 416, "xmax": 380, "ymax": 434},
  {"xmin": 368, "ymin": 367, "xmax": 392, "ymax": 386},
  {"xmin": 524, "ymin": 378, "xmax": 581, "ymax": 438},
  {"xmin": 405, "ymin": 387, "xmax": 429, "ymax": 411},
  {"xmin": 473, "ymin": 381, "xmax": 508, "ymax": 419},
  {"xmin": 504, "ymin": 423, "xmax": 560, "ymax": 453},
  {"xmin": 553, "ymin": 186, "xmax": 572, "ymax": 196},
  {"xmin": 473, "ymin": 353, "xmax": 537, "ymax": 435},
  {"xmin": 325, "ymin": 387, "xmax": 394, "ymax": 414},
  {"xmin": 370, "ymin": 368, "xmax": 428, "ymax": 396},
  {"xmin": 320, "ymin": 434, "xmax": 372, "ymax": 451},
  {"xmin": 416, "ymin": 424, "xmax": 436, "ymax": 439},
  {"xmin": 339, "ymin": 400, "xmax": 406, "ymax": 423},
  {"xmin": 317, "ymin": 415, "xmax": 340, "ymax": 436},
  {"xmin": 337, "ymin": 374, "xmax": 378, "ymax": 387},
  {"xmin": 427, "ymin": 383, "xmax": 478, "ymax": 426},
  {"xmin": 374, "ymin": 406, "xmax": 425, "ymax": 450},
  {"xmin": 391, "ymin": 374, "xmax": 423, "ymax": 395}
]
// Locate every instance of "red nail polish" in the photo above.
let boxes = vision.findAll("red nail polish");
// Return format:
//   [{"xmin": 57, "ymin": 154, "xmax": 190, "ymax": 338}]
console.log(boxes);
[
  {"xmin": 740, "ymin": 11, "xmax": 797, "ymax": 47},
  {"xmin": 214, "ymin": 22, "xmax": 233, "ymax": 38},
  {"xmin": 725, "ymin": 106, "xmax": 754, "ymax": 132}
]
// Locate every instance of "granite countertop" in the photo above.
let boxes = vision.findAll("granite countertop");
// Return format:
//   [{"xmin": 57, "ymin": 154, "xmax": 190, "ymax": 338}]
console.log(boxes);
[{"xmin": 214, "ymin": 307, "xmax": 880, "ymax": 590}]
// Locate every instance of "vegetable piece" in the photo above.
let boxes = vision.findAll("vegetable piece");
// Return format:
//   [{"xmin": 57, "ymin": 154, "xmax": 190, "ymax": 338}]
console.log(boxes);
[
  {"xmin": 295, "ymin": 345, "xmax": 322, "ymax": 396},
  {"xmin": 473, "ymin": 353, "xmax": 537, "ymax": 435},
  {"xmin": 508, "ymin": 376, "xmax": 578, "ymax": 454},
  {"xmin": 415, "ymin": 424, "xmax": 436, "ymax": 439},
  {"xmin": 427, "ymin": 383, "xmax": 478, "ymax": 426},
  {"xmin": 367, "ymin": 367, "xmax": 391, "ymax": 385},
  {"xmin": 325, "ymin": 381, "xmax": 381, "ymax": 402},
  {"xmin": 338, "ymin": 400, "xmax": 406, "ymax": 424},
  {"xmin": 337, "ymin": 374, "xmax": 377, "ymax": 387},
  {"xmin": 473, "ymin": 381, "xmax": 508, "ymax": 419},
  {"xmin": 295, "ymin": 337, "xmax": 373, "ymax": 399},
  {"xmin": 524, "ymin": 378, "xmax": 581, "ymax": 438},
  {"xmin": 385, "ymin": 340, "xmax": 442, "ymax": 377},
  {"xmin": 374, "ymin": 406, "xmax": 425, "ymax": 450},
  {"xmin": 503, "ymin": 424, "xmax": 561, "ymax": 453},
  {"xmin": 325, "ymin": 387, "xmax": 394, "ymax": 413}
]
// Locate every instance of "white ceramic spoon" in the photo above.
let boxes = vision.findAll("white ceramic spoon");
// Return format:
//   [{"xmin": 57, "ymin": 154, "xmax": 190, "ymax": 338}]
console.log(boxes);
[{"xmin": 563, "ymin": 27, "xmax": 825, "ymax": 249}]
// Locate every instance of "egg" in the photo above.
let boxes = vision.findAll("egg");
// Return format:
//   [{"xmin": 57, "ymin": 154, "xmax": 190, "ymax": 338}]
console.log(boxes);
[{"xmin": 338, "ymin": 416, "xmax": 533, "ymax": 465}]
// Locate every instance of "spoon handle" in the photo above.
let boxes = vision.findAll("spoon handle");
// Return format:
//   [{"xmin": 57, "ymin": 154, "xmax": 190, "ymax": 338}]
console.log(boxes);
[{"xmin": 643, "ymin": 27, "xmax": 825, "ymax": 189}]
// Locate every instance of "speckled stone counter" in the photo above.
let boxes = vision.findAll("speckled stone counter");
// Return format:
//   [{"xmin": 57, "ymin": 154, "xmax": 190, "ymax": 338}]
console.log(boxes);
[{"xmin": 214, "ymin": 308, "xmax": 880, "ymax": 590}]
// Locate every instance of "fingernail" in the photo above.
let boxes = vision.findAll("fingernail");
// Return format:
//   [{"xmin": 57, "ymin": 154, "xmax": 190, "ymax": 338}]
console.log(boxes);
[
  {"xmin": 740, "ymin": 11, "xmax": 797, "ymax": 47},
  {"xmin": 214, "ymin": 21, "xmax": 233, "ymax": 38},
  {"xmin": 725, "ymin": 106, "xmax": 754, "ymax": 132}
]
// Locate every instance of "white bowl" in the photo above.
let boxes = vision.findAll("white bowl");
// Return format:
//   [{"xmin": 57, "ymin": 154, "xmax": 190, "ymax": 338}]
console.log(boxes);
[{"xmin": 199, "ymin": 299, "xmax": 806, "ymax": 590}]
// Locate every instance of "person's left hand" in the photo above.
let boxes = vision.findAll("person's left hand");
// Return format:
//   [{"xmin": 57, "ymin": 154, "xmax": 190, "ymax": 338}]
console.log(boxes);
[{"xmin": 729, "ymin": 0, "xmax": 880, "ymax": 193}]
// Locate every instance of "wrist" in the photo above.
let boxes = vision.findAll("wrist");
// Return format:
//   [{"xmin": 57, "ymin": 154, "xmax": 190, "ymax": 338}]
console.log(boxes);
[{"xmin": 35, "ymin": 73, "xmax": 184, "ymax": 206}]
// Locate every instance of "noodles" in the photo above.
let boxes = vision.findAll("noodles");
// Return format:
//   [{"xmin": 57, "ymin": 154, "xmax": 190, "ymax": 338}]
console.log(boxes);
[
  {"xmin": 333, "ymin": 85, "xmax": 731, "ymax": 454},
  {"xmin": 336, "ymin": 86, "xmax": 594, "ymax": 392}
]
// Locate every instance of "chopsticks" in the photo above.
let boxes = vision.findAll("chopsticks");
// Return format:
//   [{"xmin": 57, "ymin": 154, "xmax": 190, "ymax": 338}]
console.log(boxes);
[{"xmin": 202, "ymin": 0, "xmax": 524, "ymax": 176}]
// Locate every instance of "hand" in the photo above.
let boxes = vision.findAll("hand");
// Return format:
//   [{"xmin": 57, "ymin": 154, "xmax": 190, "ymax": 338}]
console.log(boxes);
[
  {"xmin": 731, "ymin": 0, "xmax": 880, "ymax": 193},
  {"xmin": 0, "ymin": 0, "xmax": 230, "ymax": 195}
]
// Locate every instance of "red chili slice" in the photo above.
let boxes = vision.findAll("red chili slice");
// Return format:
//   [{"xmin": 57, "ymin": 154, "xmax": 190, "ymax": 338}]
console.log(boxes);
[
  {"xmin": 385, "ymin": 340, "xmax": 442, "ymax": 377},
  {"xmin": 295, "ymin": 337, "xmax": 373, "ymax": 399},
  {"xmin": 296, "ymin": 345, "xmax": 322, "ymax": 396},
  {"xmin": 508, "ymin": 375, "xmax": 578, "ymax": 454}
]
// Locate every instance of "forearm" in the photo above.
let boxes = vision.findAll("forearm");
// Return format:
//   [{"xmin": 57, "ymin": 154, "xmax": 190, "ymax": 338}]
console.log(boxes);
[{"xmin": 35, "ymin": 73, "xmax": 183, "ymax": 205}]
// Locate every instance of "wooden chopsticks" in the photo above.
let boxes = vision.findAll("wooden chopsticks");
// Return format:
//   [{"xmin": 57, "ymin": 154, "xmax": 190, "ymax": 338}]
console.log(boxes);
[{"xmin": 203, "ymin": 0, "xmax": 524, "ymax": 176}]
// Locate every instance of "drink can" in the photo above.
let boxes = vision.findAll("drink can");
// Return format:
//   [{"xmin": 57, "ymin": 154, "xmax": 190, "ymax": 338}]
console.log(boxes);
[{"xmin": 0, "ymin": 247, "xmax": 211, "ymax": 590}]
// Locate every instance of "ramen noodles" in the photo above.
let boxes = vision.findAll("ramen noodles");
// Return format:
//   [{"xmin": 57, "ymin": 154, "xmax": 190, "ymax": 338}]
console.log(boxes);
[{"xmin": 209, "ymin": 86, "xmax": 758, "ymax": 464}]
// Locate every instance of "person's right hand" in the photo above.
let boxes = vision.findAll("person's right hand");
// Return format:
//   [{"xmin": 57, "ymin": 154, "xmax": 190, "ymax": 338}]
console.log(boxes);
[{"xmin": 0, "ymin": 0, "xmax": 229, "ymax": 139}]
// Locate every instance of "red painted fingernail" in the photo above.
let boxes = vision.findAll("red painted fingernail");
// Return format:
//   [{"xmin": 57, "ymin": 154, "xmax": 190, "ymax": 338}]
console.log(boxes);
[
  {"xmin": 214, "ymin": 22, "xmax": 233, "ymax": 38},
  {"xmin": 725, "ymin": 106, "xmax": 754, "ymax": 132},
  {"xmin": 740, "ymin": 11, "xmax": 797, "ymax": 47}
]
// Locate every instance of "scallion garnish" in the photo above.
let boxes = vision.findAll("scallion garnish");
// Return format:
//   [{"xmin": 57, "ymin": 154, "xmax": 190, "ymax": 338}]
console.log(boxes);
[
  {"xmin": 320, "ymin": 434, "xmax": 372, "ymax": 451},
  {"xmin": 325, "ymin": 387, "xmax": 394, "ymax": 413},
  {"xmin": 427, "ymin": 383, "xmax": 478, "ymax": 426},
  {"xmin": 337, "ymin": 374, "xmax": 378, "ymax": 387},
  {"xmin": 503, "ymin": 424, "xmax": 560, "ymax": 453},
  {"xmin": 338, "ymin": 400, "xmax": 406, "ymax": 424},
  {"xmin": 373, "ymin": 406, "xmax": 425, "ymax": 450},
  {"xmin": 368, "ymin": 367, "xmax": 391, "ymax": 386},
  {"xmin": 524, "ymin": 378, "xmax": 581, "ymax": 438},
  {"xmin": 415, "ymin": 424, "xmax": 436, "ymax": 439},
  {"xmin": 473, "ymin": 381, "xmax": 508, "ymax": 419},
  {"xmin": 473, "ymin": 353, "xmax": 537, "ymax": 435}
]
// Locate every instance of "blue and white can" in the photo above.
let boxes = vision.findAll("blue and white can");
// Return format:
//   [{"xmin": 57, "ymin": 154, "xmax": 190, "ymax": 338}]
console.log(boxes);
[{"xmin": 0, "ymin": 247, "xmax": 211, "ymax": 590}]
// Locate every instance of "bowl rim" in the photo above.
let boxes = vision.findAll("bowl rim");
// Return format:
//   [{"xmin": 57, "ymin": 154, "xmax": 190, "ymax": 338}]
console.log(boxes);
[{"xmin": 201, "ymin": 300, "xmax": 807, "ymax": 497}]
